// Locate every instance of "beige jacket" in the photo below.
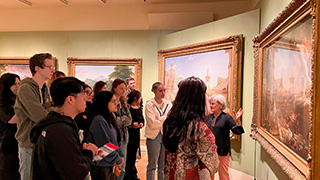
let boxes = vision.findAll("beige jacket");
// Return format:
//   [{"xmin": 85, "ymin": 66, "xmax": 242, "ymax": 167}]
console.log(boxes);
[{"xmin": 145, "ymin": 98, "xmax": 172, "ymax": 139}]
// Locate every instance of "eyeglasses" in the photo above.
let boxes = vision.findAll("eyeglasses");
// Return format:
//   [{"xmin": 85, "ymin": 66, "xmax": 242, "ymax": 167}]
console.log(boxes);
[
  {"xmin": 70, "ymin": 90, "xmax": 85, "ymax": 97},
  {"xmin": 85, "ymin": 90, "xmax": 93, "ymax": 95},
  {"xmin": 111, "ymin": 99, "xmax": 119, "ymax": 105},
  {"xmin": 43, "ymin": 65, "xmax": 55, "ymax": 70}
]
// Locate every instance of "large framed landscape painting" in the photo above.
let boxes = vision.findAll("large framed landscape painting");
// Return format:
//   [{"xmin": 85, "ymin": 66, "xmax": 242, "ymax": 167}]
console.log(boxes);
[
  {"xmin": 158, "ymin": 35, "xmax": 243, "ymax": 115},
  {"xmin": 251, "ymin": 0, "xmax": 320, "ymax": 179},
  {"xmin": 0, "ymin": 58, "xmax": 31, "ymax": 78},
  {"xmin": 67, "ymin": 58, "xmax": 142, "ymax": 91}
]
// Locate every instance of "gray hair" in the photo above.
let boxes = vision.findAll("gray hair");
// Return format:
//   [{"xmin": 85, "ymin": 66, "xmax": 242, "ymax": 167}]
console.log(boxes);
[{"xmin": 209, "ymin": 94, "xmax": 226, "ymax": 110}]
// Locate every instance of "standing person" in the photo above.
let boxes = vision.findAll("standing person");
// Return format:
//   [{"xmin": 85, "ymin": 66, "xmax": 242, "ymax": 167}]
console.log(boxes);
[
  {"xmin": 145, "ymin": 82, "xmax": 172, "ymax": 180},
  {"xmin": 14, "ymin": 53, "xmax": 55, "ymax": 180},
  {"xmin": 206, "ymin": 94, "xmax": 244, "ymax": 180},
  {"xmin": 75, "ymin": 84, "xmax": 94, "ymax": 143},
  {"xmin": 30, "ymin": 77, "xmax": 98, "ymax": 180},
  {"xmin": 111, "ymin": 79, "xmax": 132, "ymax": 180},
  {"xmin": 124, "ymin": 90, "xmax": 144, "ymax": 180},
  {"xmin": 93, "ymin": 81, "xmax": 107, "ymax": 99},
  {"xmin": 163, "ymin": 77, "xmax": 219, "ymax": 180},
  {"xmin": 88, "ymin": 91, "xmax": 124, "ymax": 180},
  {"xmin": 0, "ymin": 73, "xmax": 20, "ymax": 180},
  {"xmin": 125, "ymin": 77, "xmax": 143, "ymax": 159},
  {"xmin": 125, "ymin": 77, "xmax": 136, "ymax": 96}
]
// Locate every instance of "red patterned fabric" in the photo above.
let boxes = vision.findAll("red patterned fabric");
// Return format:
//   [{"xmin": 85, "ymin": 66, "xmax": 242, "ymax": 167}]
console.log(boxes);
[{"xmin": 164, "ymin": 122, "xmax": 219, "ymax": 180}]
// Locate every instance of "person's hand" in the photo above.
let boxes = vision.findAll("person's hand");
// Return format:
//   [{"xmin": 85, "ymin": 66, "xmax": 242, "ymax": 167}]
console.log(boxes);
[
  {"xmin": 82, "ymin": 143, "xmax": 98, "ymax": 155},
  {"xmin": 155, "ymin": 115, "xmax": 160, "ymax": 120},
  {"xmin": 139, "ymin": 123, "xmax": 144, "ymax": 128},
  {"xmin": 133, "ymin": 122, "xmax": 140, "ymax": 129},
  {"xmin": 233, "ymin": 108, "xmax": 243, "ymax": 120},
  {"xmin": 233, "ymin": 108, "xmax": 243, "ymax": 124},
  {"xmin": 113, "ymin": 158, "xmax": 124, "ymax": 168}
]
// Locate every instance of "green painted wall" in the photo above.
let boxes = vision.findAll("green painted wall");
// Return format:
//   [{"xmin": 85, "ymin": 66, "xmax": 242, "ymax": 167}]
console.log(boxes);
[
  {"xmin": 0, "ymin": 30, "xmax": 175, "ymax": 138},
  {"xmin": 0, "ymin": 0, "xmax": 297, "ymax": 178}
]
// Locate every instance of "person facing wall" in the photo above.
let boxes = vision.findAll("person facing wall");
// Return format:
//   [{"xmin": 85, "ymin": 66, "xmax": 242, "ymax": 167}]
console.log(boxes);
[{"xmin": 163, "ymin": 76, "xmax": 219, "ymax": 180}]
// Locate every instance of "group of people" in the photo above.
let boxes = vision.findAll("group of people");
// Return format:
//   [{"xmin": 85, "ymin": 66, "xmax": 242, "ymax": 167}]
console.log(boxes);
[{"xmin": 0, "ymin": 52, "xmax": 245, "ymax": 180}]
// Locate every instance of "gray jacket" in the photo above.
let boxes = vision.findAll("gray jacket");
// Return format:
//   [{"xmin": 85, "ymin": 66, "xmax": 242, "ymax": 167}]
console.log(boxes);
[{"xmin": 14, "ymin": 78, "xmax": 53, "ymax": 148}]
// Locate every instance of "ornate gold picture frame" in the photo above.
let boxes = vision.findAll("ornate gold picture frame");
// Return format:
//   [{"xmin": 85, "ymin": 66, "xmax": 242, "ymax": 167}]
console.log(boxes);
[
  {"xmin": 158, "ymin": 35, "xmax": 243, "ymax": 139},
  {"xmin": 67, "ymin": 57, "xmax": 142, "ymax": 91},
  {"xmin": 0, "ymin": 57, "xmax": 57, "ymax": 78},
  {"xmin": 251, "ymin": 0, "xmax": 319, "ymax": 179}
]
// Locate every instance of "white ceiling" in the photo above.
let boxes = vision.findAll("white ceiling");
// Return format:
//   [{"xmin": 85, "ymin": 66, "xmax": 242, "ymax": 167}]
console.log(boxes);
[{"xmin": 0, "ymin": 0, "xmax": 259, "ymax": 31}]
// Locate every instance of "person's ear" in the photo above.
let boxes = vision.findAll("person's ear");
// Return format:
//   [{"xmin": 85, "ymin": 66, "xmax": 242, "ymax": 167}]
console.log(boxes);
[
  {"xmin": 35, "ymin": 66, "xmax": 41, "ymax": 73},
  {"xmin": 65, "ymin": 96, "xmax": 75, "ymax": 105}
]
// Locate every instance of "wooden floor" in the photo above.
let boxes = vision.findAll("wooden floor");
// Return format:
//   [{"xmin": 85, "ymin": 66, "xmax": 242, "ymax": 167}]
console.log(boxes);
[
  {"xmin": 135, "ymin": 140, "xmax": 253, "ymax": 180},
  {"xmin": 136, "ymin": 140, "xmax": 147, "ymax": 180}
]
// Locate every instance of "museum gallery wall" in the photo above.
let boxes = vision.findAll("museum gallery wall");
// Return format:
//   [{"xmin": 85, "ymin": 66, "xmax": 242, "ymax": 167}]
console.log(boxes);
[
  {"xmin": 0, "ymin": 0, "xmax": 319, "ymax": 179},
  {"xmin": 251, "ymin": 0, "xmax": 319, "ymax": 179}
]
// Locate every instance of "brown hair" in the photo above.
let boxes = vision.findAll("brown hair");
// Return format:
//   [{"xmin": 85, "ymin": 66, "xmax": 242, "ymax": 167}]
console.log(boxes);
[
  {"xmin": 111, "ymin": 79, "xmax": 127, "ymax": 105},
  {"xmin": 47, "ymin": 71, "xmax": 66, "ymax": 87},
  {"xmin": 29, "ymin": 53, "xmax": 53, "ymax": 76},
  {"xmin": 93, "ymin": 81, "xmax": 106, "ymax": 99},
  {"xmin": 126, "ymin": 77, "xmax": 135, "ymax": 85}
]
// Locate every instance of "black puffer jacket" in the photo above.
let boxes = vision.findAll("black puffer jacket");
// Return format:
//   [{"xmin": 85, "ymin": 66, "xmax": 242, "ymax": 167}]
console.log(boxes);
[{"xmin": 30, "ymin": 111, "xmax": 93, "ymax": 180}]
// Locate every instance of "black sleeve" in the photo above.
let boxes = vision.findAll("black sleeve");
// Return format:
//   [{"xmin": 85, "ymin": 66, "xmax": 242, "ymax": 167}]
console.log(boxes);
[
  {"xmin": 0, "ymin": 102, "xmax": 14, "ymax": 123},
  {"xmin": 226, "ymin": 114, "xmax": 244, "ymax": 135},
  {"xmin": 46, "ymin": 124, "xmax": 92, "ymax": 180}
]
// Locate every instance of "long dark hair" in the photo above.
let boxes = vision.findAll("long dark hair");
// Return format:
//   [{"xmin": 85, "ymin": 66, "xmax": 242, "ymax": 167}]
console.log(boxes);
[
  {"xmin": 0, "ymin": 73, "xmax": 20, "ymax": 105},
  {"xmin": 92, "ymin": 91, "xmax": 121, "ymax": 143},
  {"xmin": 163, "ymin": 76, "xmax": 207, "ymax": 153}
]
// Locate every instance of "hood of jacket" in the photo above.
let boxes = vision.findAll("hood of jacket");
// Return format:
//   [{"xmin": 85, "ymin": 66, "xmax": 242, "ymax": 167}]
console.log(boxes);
[
  {"xmin": 20, "ymin": 77, "xmax": 38, "ymax": 89},
  {"xmin": 30, "ymin": 111, "xmax": 78, "ymax": 144},
  {"xmin": 20, "ymin": 78, "xmax": 51, "ymax": 104}
]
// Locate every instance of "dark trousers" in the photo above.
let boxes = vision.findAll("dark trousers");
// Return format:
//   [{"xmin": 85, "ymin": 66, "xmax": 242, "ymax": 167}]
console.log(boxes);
[
  {"xmin": 91, "ymin": 165, "xmax": 115, "ymax": 180},
  {"xmin": 0, "ymin": 152, "xmax": 20, "ymax": 180},
  {"xmin": 123, "ymin": 144, "xmax": 139, "ymax": 180}
]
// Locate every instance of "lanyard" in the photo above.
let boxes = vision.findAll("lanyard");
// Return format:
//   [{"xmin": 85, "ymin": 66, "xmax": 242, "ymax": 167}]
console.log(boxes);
[{"xmin": 151, "ymin": 101, "xmax": 168, "ymax": 117}]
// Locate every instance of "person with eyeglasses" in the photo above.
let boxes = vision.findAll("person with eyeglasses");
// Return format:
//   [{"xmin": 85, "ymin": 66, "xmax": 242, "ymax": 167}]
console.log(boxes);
[
  {"xmin": 30, "ymin": 77, "xmax": 98, "ymax": 180},
  {"xmin": 14, "ymin": 53, "xmax": 55, "ymax": 180},
  {"xmin": 75, "ymin": 84, "xmax": 94, "ymax": 143},
  {"xmin": 88, "ymin": 91, "xmax": 124, "ymax": 180}
]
